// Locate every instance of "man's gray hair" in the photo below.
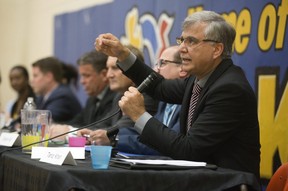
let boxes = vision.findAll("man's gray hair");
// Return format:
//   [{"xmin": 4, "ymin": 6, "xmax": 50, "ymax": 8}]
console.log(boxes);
[{"xmin": 182, "ymin": 11, "xmax": 236, "ymax": 59}]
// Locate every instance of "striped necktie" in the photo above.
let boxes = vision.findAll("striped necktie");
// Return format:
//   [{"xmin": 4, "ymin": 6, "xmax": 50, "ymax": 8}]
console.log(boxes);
[{"xmin": 187, "ymin": 83, "xmax": 202, "ymax": 131}]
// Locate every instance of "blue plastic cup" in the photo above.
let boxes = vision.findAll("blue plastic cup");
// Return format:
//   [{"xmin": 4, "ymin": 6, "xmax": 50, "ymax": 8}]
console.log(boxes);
[{"xmin": 90, "ymin": 145, "xmax": 112, "ymax": 169}]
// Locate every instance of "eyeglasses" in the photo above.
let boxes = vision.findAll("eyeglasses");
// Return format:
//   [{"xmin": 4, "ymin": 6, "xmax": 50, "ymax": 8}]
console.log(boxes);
[
  {"xmin": 176, "ymin": 36, "xmax": 220, "ymax": 47},
  {"xmin": 155, "ymin": 59, "xmax": 182, "ymax": 69}
]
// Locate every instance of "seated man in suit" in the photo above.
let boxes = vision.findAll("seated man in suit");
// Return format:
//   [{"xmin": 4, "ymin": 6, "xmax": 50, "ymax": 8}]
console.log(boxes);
[
  {"xmin": 31, "ymin": 57, "xmax": 82, "ymax": 123},
  {"xmin": 153, "ymin": 45, "xmax": 188, "ymax": 131},
  {"xmin": 49, "ymin": 50, "xmax": 117, "ymax": 141},
  {"xmin": 68, "ymin": 50, "xmax": 116, "ymax": 126},
  {"xmin": 77, "ymin": 45, "xmax": 158, "ymax": 148},
  {"xmin": 50, "ymin": 46, "xmax": 158, "ymax": 145},
  {"xmin": 116, "ymin": 45, "xmax": 188, "ymax": 155}
]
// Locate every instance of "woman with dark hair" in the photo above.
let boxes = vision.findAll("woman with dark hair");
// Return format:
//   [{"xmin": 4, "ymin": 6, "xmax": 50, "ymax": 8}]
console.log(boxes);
[{"xmin": 9, "ymin": 65, "xmax": 35, "ymax": 121}]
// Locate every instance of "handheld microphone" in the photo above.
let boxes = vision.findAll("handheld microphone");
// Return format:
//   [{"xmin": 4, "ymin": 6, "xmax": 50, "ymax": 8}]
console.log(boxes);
[
  {"xmin": 106, "ymin": 72, "xmax": 158, "ymax": 137},
  {"xmin": 137, "ymin": 72, "xmax": 158, "ymax": 93}
]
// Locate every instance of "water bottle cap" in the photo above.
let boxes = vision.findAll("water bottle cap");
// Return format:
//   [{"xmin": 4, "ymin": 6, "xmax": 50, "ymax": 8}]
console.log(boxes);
[{"xmin": 27, "ymin": 97, "xmax": 34, "ymax": 102}]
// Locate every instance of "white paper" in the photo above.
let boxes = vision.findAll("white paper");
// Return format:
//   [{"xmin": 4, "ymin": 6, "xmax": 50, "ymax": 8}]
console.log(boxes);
[
  {"xmin": 120, "ymin": 159, "xmax": 206, "ymax": 167},
  {"xmin": 31, "ymin": 147, "xmax": 85, "ymax": 159},
  {"xmin": 0, "ymin": 132, "xmax": 19, "ymax": 147}
]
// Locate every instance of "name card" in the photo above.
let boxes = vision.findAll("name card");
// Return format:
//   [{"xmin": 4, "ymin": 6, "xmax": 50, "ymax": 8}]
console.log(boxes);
[
  {"xmin": 32, "ymin": 147, "xmax": 85, "ymax": 160},
  {"xmin": 0, "ymin": 132, "xmax": 20, "ymax": 147},
  {"xmin": 39, "ymin": 149, "xmax": 77, "ymax": 166}
]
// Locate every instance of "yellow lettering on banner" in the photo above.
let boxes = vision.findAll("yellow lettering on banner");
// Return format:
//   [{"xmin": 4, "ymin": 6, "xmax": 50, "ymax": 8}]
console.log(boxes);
[
  {"xmin": 258, "ymin": 5, "xmax": 277, "ymax": 51},
  {"xmin": 187, "ymin": 6, "xmax": 203, "ymax": 16},
  {"xmin": 222, "ymin": 11, "xmax": 237, "ymax": 27},
  {"xmin": 258, "ymin": 75, "xmax": 288, "ymax": 178},
  {"xmin": 275, "ymin": 81, "xmax": 288, "ymax": 166},
  {"xmin": 124, "ymin": 8, "xmax": 142, "ymax": 48},
  {"xmin": 222, "ymin": 10, "xmax": 251, "ymax": 54},
  {"xmin": 259, "ymin": 75, "xmax": 276, "ymax": 178},
  {"xmin": 276, "ymin": 0, "xmax": 288, "ymax": 49},
  {"xmin": 234, "ymin": 9, "xmax": 251, "ymax": 54}
]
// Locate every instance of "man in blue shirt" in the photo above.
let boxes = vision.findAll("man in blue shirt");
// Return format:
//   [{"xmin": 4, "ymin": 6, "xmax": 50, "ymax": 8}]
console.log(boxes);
[{"xmin": 116, "ymin": 46, "xmax": 188, "ymax": 155}]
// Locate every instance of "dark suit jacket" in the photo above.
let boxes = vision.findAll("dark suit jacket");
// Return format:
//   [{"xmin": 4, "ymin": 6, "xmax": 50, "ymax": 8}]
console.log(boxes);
[
  {"xmin": 121, "ymin": 58, "xmax": 260, "ymax": 179},
  {"xmin": 67, "ymin": 88, "xmax": 116, "ymax": 127},
  {"xmin": 36, "ymin": 84, "xmax": 82, "ymax": 123},
  {"xmin": 116, "ymin": 101, "xmax": 181, "ymax": 155}
]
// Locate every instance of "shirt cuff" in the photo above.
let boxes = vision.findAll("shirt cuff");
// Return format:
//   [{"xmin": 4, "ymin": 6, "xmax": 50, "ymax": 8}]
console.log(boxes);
[
  {"xmin": 134, "ymin": 112, "xmax": 152, "ymax": 134},
  {"xmin": 117, "ymin": 52, "xmax": 136, "ymax": 71}
]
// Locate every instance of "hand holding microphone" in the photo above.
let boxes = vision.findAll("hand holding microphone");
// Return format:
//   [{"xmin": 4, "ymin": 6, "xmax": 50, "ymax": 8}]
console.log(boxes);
[
  {"xmin": 119, "ymin": 72, "xmax": 158, "ymax": 122},
  {"xmin": 119, "ymin": 87, "xmax": 146, "ymax": 122},
  {"xmin": 106, "ymin": 72, "xmax": 158, "ymax": 138}
]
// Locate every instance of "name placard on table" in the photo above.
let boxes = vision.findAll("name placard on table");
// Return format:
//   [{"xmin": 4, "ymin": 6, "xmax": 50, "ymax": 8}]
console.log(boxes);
[
  {"xmin": 31, "ymin": 147, "xmax": 85, "ymax": 166},
  {"xmin": 0, "ymin": 132, "xmax": 20, "ymax": 147}
]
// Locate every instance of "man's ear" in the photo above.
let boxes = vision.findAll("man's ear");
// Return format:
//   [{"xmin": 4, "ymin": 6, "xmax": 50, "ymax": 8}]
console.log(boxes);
[
  {"xmin": 100, "ymin": 69, "xmax": 108, "ymax": 82},
  {"xmin": 213, "ymin": 43, "xmax": 224, "ymax": 59},
  {"xmin": 45, "ymin": 72, "xmax": 54, "ymax": 82}
]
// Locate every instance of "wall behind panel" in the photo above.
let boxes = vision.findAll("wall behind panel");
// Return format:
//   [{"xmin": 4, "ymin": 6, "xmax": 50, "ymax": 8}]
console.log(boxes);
[{"xmin": 0, "ymin": 0, "xmax": 110, "ymax": 112}]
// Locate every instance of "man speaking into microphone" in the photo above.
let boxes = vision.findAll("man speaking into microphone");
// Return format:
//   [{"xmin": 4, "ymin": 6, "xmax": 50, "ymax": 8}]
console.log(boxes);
[{"xmin": 95, "ymin": 10, "xmax": 260, "ymax": 180}]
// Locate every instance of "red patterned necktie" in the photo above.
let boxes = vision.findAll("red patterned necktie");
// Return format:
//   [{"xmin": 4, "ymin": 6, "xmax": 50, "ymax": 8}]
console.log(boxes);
[{"xmin": 187, "ymin": 83, "xmax": 202, "ymax": 131}]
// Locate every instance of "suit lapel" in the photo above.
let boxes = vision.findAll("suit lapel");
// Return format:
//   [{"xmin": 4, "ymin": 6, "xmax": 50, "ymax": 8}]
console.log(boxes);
[
  {"xmin": 199, "ymin": 59, "xmax": 233, "ymax": 98},
  {"xmin": 181, "ymin": 59, "xmax": 233, "ymax": 133}
]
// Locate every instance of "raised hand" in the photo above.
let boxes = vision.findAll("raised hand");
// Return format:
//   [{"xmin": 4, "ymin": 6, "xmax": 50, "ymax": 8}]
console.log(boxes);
[{"xmin": 94, "ymin": 33, "xmax": 130, "ymax": 61}]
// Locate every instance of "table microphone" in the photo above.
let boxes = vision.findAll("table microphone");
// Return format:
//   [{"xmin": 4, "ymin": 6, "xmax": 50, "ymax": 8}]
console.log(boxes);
[
  {"xmin": 106, "ymin": 72, "xmax": 158, "ymax": 137},
  {"xmin": 0, "ymin": 72, "xmax": 159, "ymax": 154}
]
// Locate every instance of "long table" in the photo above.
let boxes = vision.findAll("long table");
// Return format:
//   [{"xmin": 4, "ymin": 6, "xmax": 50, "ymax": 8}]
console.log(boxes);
[{"xmin": 0, "ymin": 146, "xmax": 261, "ymax": 191}]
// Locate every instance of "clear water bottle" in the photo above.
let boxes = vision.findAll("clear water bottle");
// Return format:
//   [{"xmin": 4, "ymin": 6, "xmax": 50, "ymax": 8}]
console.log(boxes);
[{"xmin": 23, "ymin": 97, "xmax": 36, "ymax": 110}]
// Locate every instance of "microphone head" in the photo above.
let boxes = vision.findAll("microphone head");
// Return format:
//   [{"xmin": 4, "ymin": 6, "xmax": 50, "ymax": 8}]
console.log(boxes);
[
  {"xmin": 149, "ymin": 72, "xmax": 158, "ymax": 81},
  {"xmin": 137, "ymin": 72, "xmax": 158, "ymax": 93}
]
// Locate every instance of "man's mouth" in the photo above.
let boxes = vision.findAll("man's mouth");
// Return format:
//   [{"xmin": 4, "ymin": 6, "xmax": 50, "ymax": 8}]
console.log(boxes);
[{"xmin": 181, "ymin": 58, "xmax": 191, "ymax": 64}]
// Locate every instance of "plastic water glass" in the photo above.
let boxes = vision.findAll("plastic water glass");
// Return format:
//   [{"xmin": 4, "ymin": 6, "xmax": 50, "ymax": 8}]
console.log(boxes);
[{"xmin": 90, "ymin": 145, "xmax": 112, "ymax": 169}]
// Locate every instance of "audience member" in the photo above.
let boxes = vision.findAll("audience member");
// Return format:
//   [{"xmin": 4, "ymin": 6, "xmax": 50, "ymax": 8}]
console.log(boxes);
[
  {"xmin": 77, "ymin": 45, "xmax": 158, "ymax": 147},
  {"xmin": 6, "ymin": 65, "xmax": 35, "ymax": 131},
  {"xmin": 95, "ymin": 10, "xmax": 260, "ymax": 178},
  {"xmin": 31, "ymin": 57, "xmax": 82, "ymax": 123}
]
